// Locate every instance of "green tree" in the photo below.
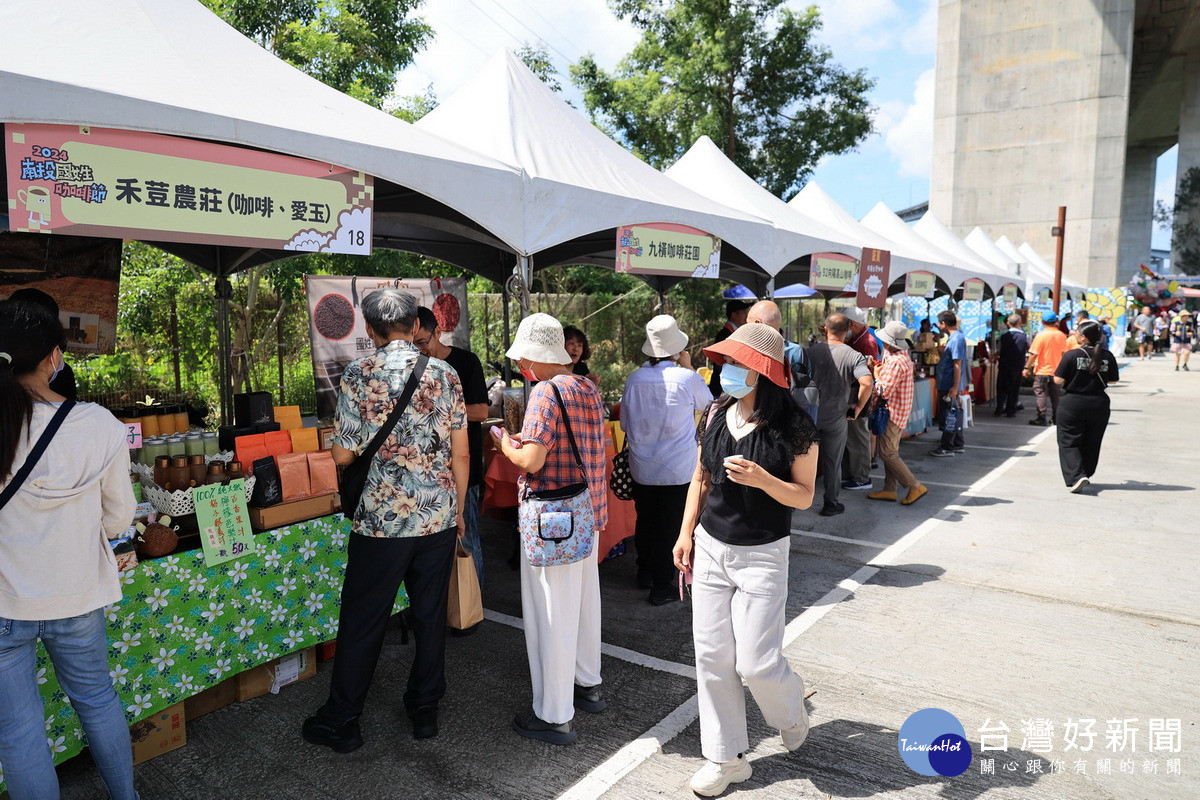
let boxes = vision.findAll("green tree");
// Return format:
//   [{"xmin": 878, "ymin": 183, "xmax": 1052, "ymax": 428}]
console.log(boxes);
[
  {"xmin": 202, "ymin": 0, "xmax": 433, "ymax": 106},
  {"xmin": 571, "ymin": 0, "xmax": 875, "ymax": 198},
  {"xmin": 1155, "ymin": 166, "xmax": 1200, "ymax": 275},
  {"xmin": 517, "ymin": 43, "xmax": 563, "ymax": 93}
]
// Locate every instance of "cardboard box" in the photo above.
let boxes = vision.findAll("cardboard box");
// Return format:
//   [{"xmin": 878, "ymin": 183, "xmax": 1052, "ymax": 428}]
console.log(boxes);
[
  {"xmin": 316, "ymin": 640, "xmax": 337, "ymax": 661},
  {"xmin": 130, "ymin": 702, "xmax": 186, "ymax": 765},
  {"xmin": 248, "ymin": 492, "xmax": 340, "ymax": 531},
  {"xmin": 183, "ymin": 678, "xmax": 235, "ymax": 721},
  {"xmin": 235, "ymin": 647, "xmax": 317, "ymax": 702}
]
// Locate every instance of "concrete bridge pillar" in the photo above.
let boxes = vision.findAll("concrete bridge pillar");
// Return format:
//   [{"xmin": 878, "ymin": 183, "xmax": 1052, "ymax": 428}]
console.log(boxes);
[{"xmin": 1171, "ymin": 50, "xmax": 1200, "ymax": 271}]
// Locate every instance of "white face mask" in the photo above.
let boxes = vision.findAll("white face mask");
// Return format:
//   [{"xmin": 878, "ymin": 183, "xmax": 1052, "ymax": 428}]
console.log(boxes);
[{"xmin": 50, "ymin": 347, "xmax": 64, "ymax": 382}]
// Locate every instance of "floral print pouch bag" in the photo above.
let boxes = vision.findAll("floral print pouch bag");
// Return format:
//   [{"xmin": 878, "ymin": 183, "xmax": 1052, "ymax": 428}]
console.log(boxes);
[{"xmin": 518, "ymin": 383, "xmax": 595, "ymax": 567}]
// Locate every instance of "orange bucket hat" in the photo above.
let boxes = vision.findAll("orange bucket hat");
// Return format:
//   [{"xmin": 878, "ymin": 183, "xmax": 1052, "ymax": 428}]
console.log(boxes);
[{"xmin": 702, "ymin": 323, "xmax": 789, "ymax": 389}]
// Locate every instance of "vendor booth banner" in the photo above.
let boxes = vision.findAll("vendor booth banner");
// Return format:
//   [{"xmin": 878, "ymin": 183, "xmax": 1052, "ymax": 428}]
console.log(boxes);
[
  {"xmin": 305, "ymin": 276, "xmax": 469, "ymax": 420},
  {"xmin": 1001, "ymin": 283, "xmax": 1019, "ymax": 306},
  {"xmin": 962, "ymin": 278, "xmax": 985, "ymax": 302},
  {"xmin": 0, "ymin": 230, "xmax": 121, "ymax": 353},
  {"xmin": 811, "ymin": 252, "xmax": 859, "ymax": 293},
  {"xmin": 615, "ymin": 222, "xmax": 720, "ymax": 278},
  {"xmin": 856, "ymin": 248, "xmax": 890, "ymax": 308},
  {"xmin": 905, "ymin": 270, "xmax": 935, "ymax": 297},
  {"xmin": 6, "ymin": 124, "xmax": 372, "ymax": 255}
]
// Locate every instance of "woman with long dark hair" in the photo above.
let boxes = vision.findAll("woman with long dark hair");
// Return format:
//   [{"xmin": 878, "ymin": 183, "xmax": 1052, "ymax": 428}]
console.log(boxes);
[
  {"xmin": 1053, "ymin": 319, "xmax": 1120, "ymax": 493},
  {"xmin": 672, "ymin": 324, "xmax": 818, "ymax": 797},
  {"xmin": 0, "ymin": 299, "xmax": 137, "ymax": 799}
]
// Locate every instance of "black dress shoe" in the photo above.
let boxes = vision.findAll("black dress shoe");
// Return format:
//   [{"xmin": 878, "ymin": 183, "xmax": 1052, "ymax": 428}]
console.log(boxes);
[
  {"xmin": 512, "ymin": 709, "xmax": 577, "ymax": 745},
  {"xmin": 574, "ymin": 683, "xmax": 607, "ymax": 713},
  {"xmin": 648, "ymin": 585, "xmax": 680, "ymax": 606},
  {"xmin": 408, "ymin": 705, "xmax": 438, "ymax": 740},
  {"xmin": 302, "ymin": 715, "xmax": 363, "ymax": 753}
]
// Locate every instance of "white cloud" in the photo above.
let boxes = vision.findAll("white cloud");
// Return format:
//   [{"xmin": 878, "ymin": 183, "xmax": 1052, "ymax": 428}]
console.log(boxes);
[
  {"xmin": 878, "ymin": 67, "xmax": 934, "ymax": 179},
  {"xmin": 807, "ymin": 0, "xmax": 937, "ymax": 68}
]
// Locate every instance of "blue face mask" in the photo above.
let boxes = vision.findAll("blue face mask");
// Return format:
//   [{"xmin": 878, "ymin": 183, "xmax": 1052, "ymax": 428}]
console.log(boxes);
[
  {"xmin": 719, "ymin": 364, "xmax": 754, "ymax": 398},
  {"xmin": 50, "ymin": 348, "xmax": 64, "ymax": 383}
]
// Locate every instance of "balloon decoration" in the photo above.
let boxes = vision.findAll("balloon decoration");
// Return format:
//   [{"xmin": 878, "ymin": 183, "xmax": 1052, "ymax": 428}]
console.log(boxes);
[{"xmin": 1128, "ymin": 266, "xmax": 1180, "ymax": 308}]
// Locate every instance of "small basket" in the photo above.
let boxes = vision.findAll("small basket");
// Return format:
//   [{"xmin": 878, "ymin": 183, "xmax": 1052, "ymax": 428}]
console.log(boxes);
[{"xmin": 138, "ymin": 452, "xmax": 256, "ymax": 516}]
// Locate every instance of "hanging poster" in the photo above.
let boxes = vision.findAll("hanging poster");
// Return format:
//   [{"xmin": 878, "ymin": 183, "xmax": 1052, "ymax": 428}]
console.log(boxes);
[
  {"xmin": 905, "ymin": 271, "xmax": 935, "ymax": 297},
  {"xmin": 856, "ymin": 248, "xmax": 891, "ymax": 308},
  {"xmin": 615, "ymin": 222, "xmax": 720, "ymax": 278},
  {"xmin": 962, "ymin": 278, "xmax": 985, "ymax": 302},
  {"xmin": 194, "ymin": 479, "xmax": 255, "ymax": 567},
  {"xmin": 6, "ymin": 123, "xmax": 372, "ymax": 254},
  {"xmin": 1001, "ymin": 283, "xmax": 1019, "ymax": 305},
  {"xmin": 305, "ymin": 276, "xmax": 469, "ymax": 420},
  {"xmin": 810, "ymin": 252, "xmax": 859, "ymax": 292}
]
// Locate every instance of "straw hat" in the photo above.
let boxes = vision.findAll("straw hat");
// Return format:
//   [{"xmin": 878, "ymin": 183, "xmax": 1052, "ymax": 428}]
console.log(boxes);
[
  {"xmin": 642, "ymin": 314, "xmax": 689, "ymax": 357},
  {"xmin": 877, "ymin": 320, "xmax": 912, "ymax": 350},
  {"xmin": 703, "ymin": 323, "xmax": 788, "ymax": 388},
  {"xmin": 1179, "ymin": 308, "xmax": 1192, "ymax": 317},
  {"xmin": 505, "ymin": 313, "xmax": 571, "ymax": 365}
]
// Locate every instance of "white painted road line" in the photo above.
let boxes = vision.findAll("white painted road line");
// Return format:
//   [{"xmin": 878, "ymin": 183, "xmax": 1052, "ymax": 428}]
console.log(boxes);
[
  {"xmin": 791, "ymin": 529, "xmax": 889, "ymax": 549},
  {"xmin": 555, "ymin": 426, "xmax": 1057, "ymax": 800}
]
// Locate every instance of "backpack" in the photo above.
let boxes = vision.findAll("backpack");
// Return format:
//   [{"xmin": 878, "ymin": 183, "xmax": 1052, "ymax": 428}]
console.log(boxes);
[{"xmin": 789, "ymin": 344, "xmax": 820, "ymax": 426}]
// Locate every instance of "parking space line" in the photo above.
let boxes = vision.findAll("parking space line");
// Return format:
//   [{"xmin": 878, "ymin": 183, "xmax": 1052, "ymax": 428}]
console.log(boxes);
[
  {"xmin": 555, "ymin": 426, "xmax": 1056, "ymax": 800},
  {"xmin": 791, "ymin": 530, "xmax": 889, "ymax": 549}
]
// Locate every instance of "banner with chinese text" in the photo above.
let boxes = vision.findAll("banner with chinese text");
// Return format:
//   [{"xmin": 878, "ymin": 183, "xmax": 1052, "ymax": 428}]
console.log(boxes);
[
  {"xmin": 905, "ymin": 271, "xmax": 935, "ymax": 297},
  {"xmin": 856, "ymin": 248, "xmax": 891, "ymax": 307},
  {"xmin": 615, "ymin": 222, "xmax": 720, "ymax": 278},
  {"xmin": 1001, "ymin": 283, "xmax": 1019, "ymax": 305},
  {"xmin": 305, "ymin": 276, "xmax": 469, "ymax": 420},
  {"xmin": 962, "ymin": 278, "xmax": 985, "ymax": 302},
  {"xmin": 810, "ymin": 252, "xmax": 859, "ymax": 293},
  {"xmin": 6, "ymin": 124, "xmax": 372, "ymax": 254}
]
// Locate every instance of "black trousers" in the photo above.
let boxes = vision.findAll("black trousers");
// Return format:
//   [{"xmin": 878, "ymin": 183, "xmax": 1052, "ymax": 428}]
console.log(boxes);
[
  {"xmin": 632, "ymin": 481, "xmax": 690, "ymax": 589},
  {"xmin": 1056, "ymin": 393, "xmax": 1110, "ymax": 486},
  {"xmin": 995, "ymin": 366, "xmax": 1022, "ymax": 415},
  {"xmin": 319, "ymin": 527, "xmax": 457, "ymax": 725}
]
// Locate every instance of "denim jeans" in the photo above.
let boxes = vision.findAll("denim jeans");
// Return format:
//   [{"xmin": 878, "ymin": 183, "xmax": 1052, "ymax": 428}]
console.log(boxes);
[
  {"xmin": 0, "ymin": 609, "xmax": 136, "ymax": 800},
  {"xmin": 462, "ymin": 483, "xmax": 484, "ymax": 591}
]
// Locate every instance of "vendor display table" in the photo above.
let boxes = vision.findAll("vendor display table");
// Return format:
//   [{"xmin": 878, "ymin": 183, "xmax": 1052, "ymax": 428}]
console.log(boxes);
[
  {"xmin": 907, "ymin": 378, "xmax": 935, "ymax": 435},
  {"xmin": 483, "ymin": 422, "xmax": 634, "ymax": 559},
  {"xmin": 2, "ymin": 514, "xmax": 404, "ymax": 788}
]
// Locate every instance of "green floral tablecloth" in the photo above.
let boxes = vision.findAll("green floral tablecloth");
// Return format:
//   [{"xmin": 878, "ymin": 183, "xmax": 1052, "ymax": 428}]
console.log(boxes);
[{"xmin": 0, "ymin": 513, "xmax": 407, "ymax": 790}]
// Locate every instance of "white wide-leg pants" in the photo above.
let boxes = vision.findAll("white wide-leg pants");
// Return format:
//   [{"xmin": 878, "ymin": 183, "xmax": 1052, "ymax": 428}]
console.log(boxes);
[
  {"xmin": 692, "ymin": 524, "xmax": 805, "ymax": 763},
  {"xmin": 520, "ymin": 542, "xmax": 602, "ymax": 724}
]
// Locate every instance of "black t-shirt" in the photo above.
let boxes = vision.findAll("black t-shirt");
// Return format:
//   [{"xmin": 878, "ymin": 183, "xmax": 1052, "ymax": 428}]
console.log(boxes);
[
  {"xmin": 443, "ymin": 346, "xmax": 488, "ymax": 486},
  {"xmin": 1053, "ymin": 348, "xmax": 1119, "ymax": 396},
  {"xmin": 697, "ymin": 410, "xmax": 797, "ymax": 546},
  {"xmin": 572, "ymin": 361, "xmax": 590, "ymax": 376}
]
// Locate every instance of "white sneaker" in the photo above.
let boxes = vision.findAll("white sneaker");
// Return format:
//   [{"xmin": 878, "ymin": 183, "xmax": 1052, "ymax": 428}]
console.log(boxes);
[
  {"xmin": 781, "ymin": 702, "xmax": 810, "ymax": 751},
  {"xmin": 689, "ymin": 755, "xmax": 752, "ymax": 796}
]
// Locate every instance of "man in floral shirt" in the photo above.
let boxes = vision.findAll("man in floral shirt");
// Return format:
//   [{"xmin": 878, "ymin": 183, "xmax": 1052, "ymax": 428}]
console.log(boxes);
[{"xmin": 303, "ymin": 288, "xmax": 468, "ymax": 753}]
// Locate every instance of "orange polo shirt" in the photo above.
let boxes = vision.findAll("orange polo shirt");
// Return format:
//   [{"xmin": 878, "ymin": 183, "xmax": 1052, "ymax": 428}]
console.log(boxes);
[{"xmin": 1029, "ymin": 327, "xmax": 1068, "ymax": 376}]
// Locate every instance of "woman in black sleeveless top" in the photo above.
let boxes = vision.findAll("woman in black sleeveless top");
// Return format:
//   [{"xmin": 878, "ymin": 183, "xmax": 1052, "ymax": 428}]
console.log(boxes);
[{"xmin": 672, "ymin": 324, "xmax": 819, "ymax": 796}]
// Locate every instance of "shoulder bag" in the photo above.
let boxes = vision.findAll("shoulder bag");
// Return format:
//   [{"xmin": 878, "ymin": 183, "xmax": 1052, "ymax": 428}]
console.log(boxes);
[
  {"xmin": 338, "ymin": 355, "xmax": 428, "ymax": 518},
  {"xmin": 0, "ymin": 400, "xmax": 76, "ymax": 512},
  {"xmin": 518, "ymin": 381, "xmax": 595, "ymax": 567},
  {"xmin": 609, "ymin": 438, "xmax": 634, "ymax": 501},
  {"xmin": 867, "ymin": 395, "xmax": 890, "ymax": 436}
]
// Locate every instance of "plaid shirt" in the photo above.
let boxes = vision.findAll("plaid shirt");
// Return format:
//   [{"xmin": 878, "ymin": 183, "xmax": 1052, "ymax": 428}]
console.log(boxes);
[
  {"xmin": 875, "ymin": 350, "xmax": 914, "ymax": 428},
  {"xmin": 520, "ymin": 373, "xmax": 608, "ymax": 531}
]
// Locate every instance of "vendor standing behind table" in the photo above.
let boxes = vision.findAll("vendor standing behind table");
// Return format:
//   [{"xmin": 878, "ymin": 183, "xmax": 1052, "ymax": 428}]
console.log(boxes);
[
  {"xmin": 707, "ymin": 300, "xmax": 752, "ymax": 397},
  {"xmin": 415, "ymin": 303, "xmax": 490, "ymax": 601},
  {"xmin": 303, "ymin": 288, "xmax": 468, "ymax": 753},
  {"xmin": 912, "ymin": 318, "xmax": 941, "ymax": 370},
  {"xmin": 0, "ymin": 299, "xmax": 137, "ymax": 800},
  {"xmin": 563, "ymin": 326, "xmax": 601, "ymax": 388},
  {"xmin": 494, "ymin": 313, "xmax": 608, "ymax": 746},
  {"xmin": 621, "ymin": 315, "xmax": 712, "ymax": 606}
]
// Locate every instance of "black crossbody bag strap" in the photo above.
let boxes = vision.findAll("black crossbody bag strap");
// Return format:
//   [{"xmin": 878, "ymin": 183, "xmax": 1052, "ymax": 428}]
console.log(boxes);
[
  {"xmin": 0, "ymin": 399, "xmax": 76, "ymax": 512},
  {"xmin": 360, "ymin": 355, "xmax": 428, "ymax": 467}
]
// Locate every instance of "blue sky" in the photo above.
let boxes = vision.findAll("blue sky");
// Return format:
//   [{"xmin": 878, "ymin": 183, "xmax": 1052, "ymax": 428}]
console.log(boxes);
[{"xmin": 393, "ymin": 0, "xmax": 1176, "ymax": 252}]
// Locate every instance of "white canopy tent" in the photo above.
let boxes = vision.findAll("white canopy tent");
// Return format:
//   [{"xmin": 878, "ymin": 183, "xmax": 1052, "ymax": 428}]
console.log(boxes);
[
  {"xmin": 858, "ymin": 202, "xmax": 980, "ymax": 294},
  {"xmin": 911, "ymin": 212, "xmax": 1012, "ymax": 294},
  {"xmin": 416, "ymin": 51, "xmax": 783, "ymax": 293},
  {"xmin": 1007, "ymin": 238, "xmax": 1086, "ymax": 298},
  {"xmin": 0, "ymin": 0, "xmax": 538, "ymax": 281},
  {"xmin": 663, "ymin": 136, "xmax": 857, "ymax": 279}
]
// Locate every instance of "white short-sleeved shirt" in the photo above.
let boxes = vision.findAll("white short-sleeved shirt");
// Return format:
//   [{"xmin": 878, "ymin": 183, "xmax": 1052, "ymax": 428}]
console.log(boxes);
[{"xmin": 620, "ymin": 361, "xmax": 712, "ymax": 486}]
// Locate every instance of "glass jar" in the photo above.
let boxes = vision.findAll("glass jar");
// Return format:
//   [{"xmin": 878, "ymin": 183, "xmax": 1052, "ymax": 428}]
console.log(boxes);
[
  {"xmin": 141, "ymin": 437, "xmax": 168, "ymax": 467},
  {"xmin": 184, "ymin": 433, "xmax": 205, "ymax": 457},
  {"xmin": 172, "ymin": 404, "xmax": 190, "ymax": 435},
  {"xmin": 167, "ymin": 456, "xmax": 192, "ymax": 492},
  {"xmin": 225, "ymin": 460, "xmax": 245, "ymax": 481},
  {"xmin": 140, "ymin": 408, "xmax": 161, "ymax": 438},
  {"xmin": 201, "ymin": 432, "xmax": 219, "ymax": 457},
  {"xmin": 188, "ymin": 454, "xmax": 208, "ymax": 487},
  {"xmin": 205, "ymin": 462, "xmax": 227, "ymax": 485},
  {"xmin": 153, "ymin": 456, "xmax": 172, "ymax": 489},
  {"xmin": 165, "ymin": 435, "xmax": 186, "ymax": 458}
]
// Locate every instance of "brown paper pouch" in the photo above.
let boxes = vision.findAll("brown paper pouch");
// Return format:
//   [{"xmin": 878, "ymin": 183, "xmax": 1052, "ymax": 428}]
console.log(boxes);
[
  {"xmin": 306, "ymin": 451, "xmax": 338, "ymax": 496},
  {"xmin": 274, "ymin": 453, "xmax": 311, "ymax": 501}
]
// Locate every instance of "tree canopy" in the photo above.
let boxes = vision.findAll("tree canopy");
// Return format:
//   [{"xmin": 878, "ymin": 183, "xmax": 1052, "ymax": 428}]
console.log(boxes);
[{"xmin": 571, "ymin": 0, "xmax": 875, "ymax": 198}]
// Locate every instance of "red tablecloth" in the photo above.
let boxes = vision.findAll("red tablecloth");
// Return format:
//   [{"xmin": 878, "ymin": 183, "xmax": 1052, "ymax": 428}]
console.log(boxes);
[{"xmin": 483, "ymin": 434, "xmax": 633, "ymax": 559}]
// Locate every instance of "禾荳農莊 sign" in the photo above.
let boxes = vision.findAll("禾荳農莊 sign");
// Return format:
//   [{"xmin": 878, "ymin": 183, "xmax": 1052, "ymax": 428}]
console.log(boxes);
[
  {"xmin": 615, "ymin": 223, "xmax": 721, "ymax": 278},
  {"xmin": 6, "ymin": 123, "xmax": 372, "ymax": 255}
]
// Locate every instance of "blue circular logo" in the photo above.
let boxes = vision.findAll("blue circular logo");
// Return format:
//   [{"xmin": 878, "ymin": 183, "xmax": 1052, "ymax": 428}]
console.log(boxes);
[{"xmin": 898, "ymin": 708, "xmax": 973, "ymax": 777}]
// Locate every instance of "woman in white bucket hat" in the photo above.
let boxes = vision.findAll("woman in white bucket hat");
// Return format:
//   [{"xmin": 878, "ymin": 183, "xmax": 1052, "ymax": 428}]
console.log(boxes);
[
  {"xmin": 493, "ymin": 313, "xmax": 607, "ymax": 745},
  {"xmin": 620, "ymin": 315, "xmax": 712, "ymax": 604}
]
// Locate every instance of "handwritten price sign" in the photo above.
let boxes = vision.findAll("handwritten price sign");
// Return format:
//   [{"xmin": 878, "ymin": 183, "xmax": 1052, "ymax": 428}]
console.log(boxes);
[{"xmin": 194, "ymin": 479, "xmax": 256, "ymax": 567}]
